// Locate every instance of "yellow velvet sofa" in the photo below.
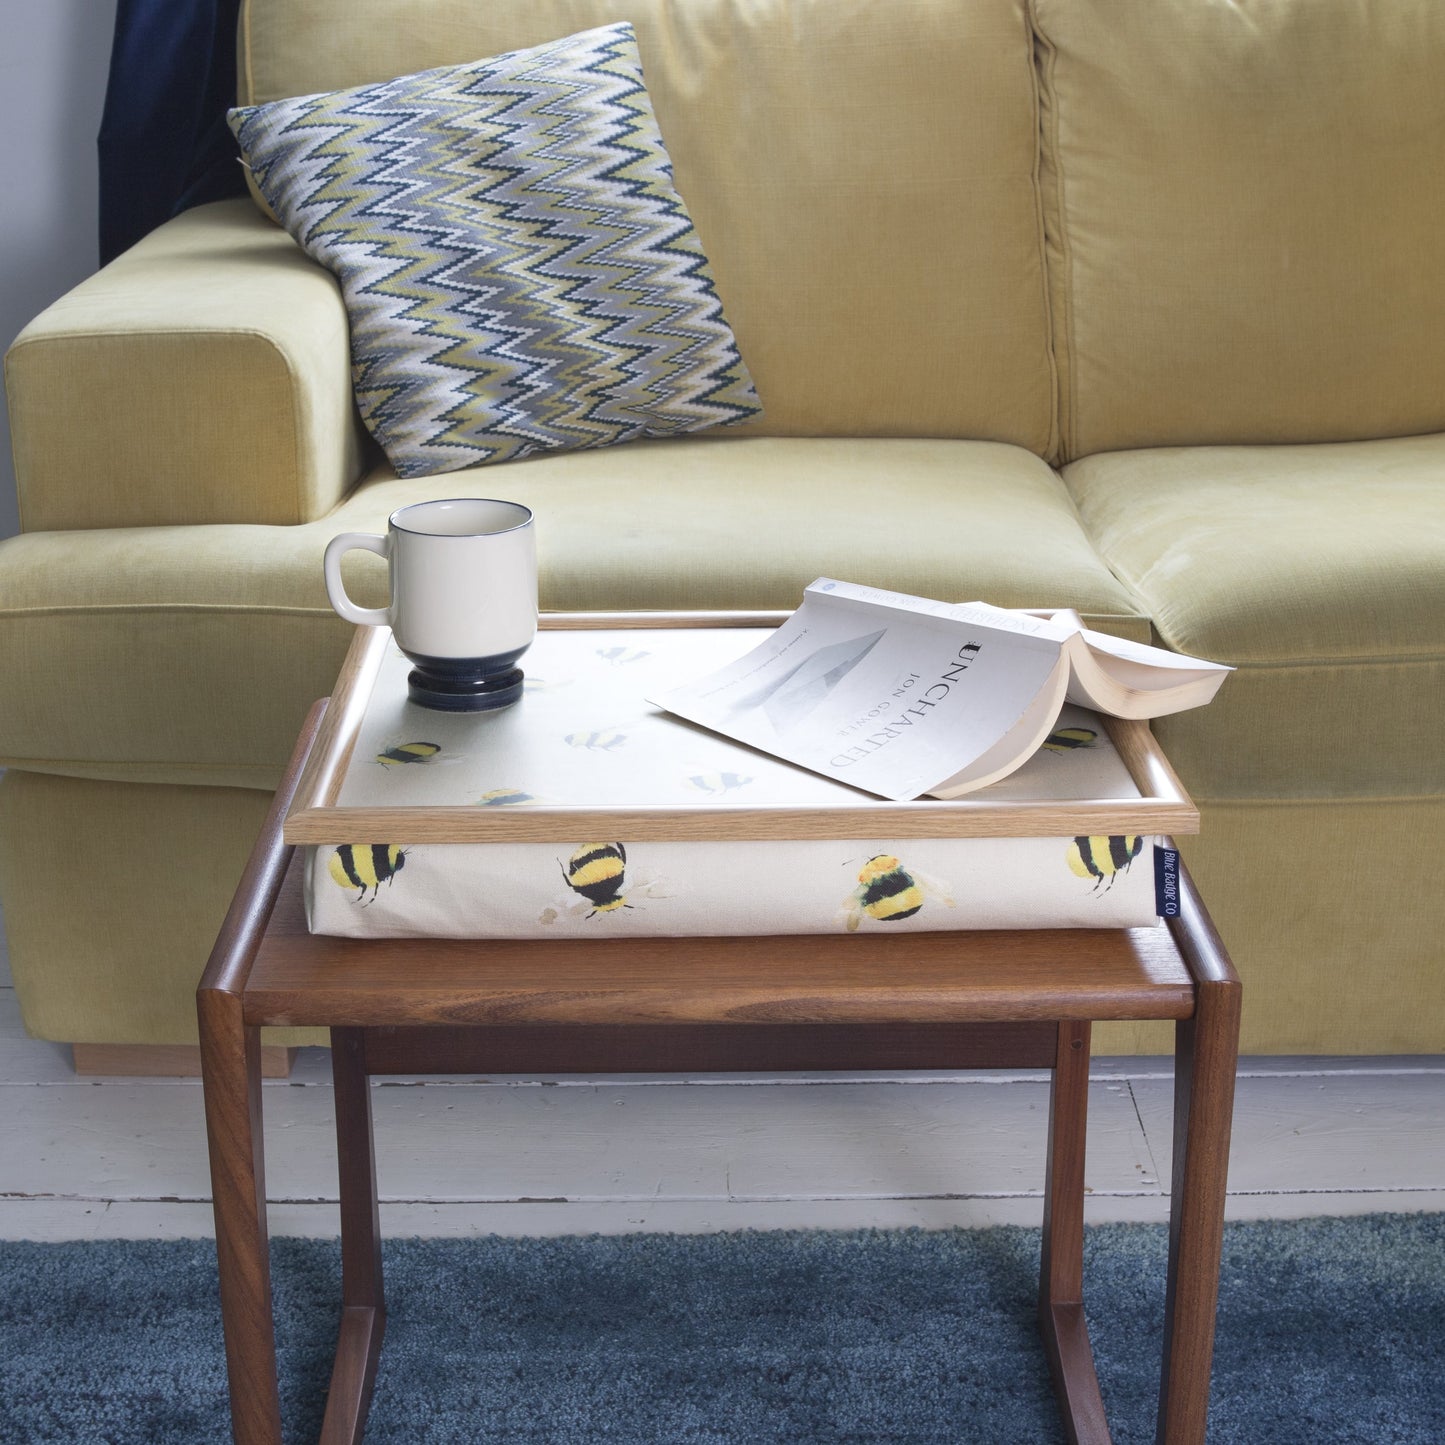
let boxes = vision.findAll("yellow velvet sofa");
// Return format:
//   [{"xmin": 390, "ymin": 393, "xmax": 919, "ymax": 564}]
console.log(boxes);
[{"xmin": 2, "ymin": 0, "xmax": 1442, "ymax": 1060}]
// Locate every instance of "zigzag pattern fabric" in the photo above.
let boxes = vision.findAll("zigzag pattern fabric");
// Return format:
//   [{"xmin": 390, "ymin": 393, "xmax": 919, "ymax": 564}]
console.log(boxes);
[{"xmin": 229, "ymin": 24, "xmax": 761, "ymax": 478}]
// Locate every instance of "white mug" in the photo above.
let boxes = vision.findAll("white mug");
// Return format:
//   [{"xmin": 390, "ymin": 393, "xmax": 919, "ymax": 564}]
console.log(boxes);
[{"xmin": 324, "ymin": 498, "xmax": 537, "ymax": 711}]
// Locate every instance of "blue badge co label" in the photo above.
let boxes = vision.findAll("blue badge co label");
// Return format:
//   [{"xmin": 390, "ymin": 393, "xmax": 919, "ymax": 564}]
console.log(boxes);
[{"xmin": 1154, "ymin": 846, "xmax": 1181, "ymax": 918}]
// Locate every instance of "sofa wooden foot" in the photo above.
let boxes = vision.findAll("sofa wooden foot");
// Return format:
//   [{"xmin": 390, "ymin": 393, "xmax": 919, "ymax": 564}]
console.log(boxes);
[{"xmin": 71, "ymin": 1043, "xmax": 297, "ymax": 1078}]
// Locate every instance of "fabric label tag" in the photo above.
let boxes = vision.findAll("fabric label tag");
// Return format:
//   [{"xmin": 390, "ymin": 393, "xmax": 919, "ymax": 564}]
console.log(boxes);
[{"xmin": 1154, "ymin": 845, "xmax": 1181, "ymax": 918}]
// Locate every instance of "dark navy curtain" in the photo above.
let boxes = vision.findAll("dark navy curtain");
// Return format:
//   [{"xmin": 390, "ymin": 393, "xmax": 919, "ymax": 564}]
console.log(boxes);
[{"xmin": 97, "ymin": 0, "xmax": 247, "ymax": 265}]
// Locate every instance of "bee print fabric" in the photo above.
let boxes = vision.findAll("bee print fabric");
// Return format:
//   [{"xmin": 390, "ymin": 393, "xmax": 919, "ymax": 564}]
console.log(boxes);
[{"xmin": 304, "ymin": 629, "xmax": 1162, "ymax": 940}]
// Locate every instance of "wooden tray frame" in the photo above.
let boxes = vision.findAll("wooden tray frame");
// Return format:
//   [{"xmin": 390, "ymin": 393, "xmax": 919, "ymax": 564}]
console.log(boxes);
[{"xmin": 283, "ymin": 614, "xmax": 1199, "ymax": 845}]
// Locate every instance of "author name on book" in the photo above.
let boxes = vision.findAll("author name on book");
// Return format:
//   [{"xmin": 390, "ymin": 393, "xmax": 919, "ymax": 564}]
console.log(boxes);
[{"xmin": 830, "ymin": 641, "xmax": 983, "ymax": 769}]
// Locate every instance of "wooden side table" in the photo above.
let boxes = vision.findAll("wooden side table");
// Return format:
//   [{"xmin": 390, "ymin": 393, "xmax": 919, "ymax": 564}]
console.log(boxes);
[{"xmin": 200, "ymin": 703, "xmax": 1240, "ymax": 1445}]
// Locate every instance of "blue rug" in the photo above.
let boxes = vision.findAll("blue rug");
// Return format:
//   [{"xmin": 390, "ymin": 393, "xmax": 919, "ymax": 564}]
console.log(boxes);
[{"xmin": 2, "ymin": 1216, "xmax": 1442, "ymax": 1443}]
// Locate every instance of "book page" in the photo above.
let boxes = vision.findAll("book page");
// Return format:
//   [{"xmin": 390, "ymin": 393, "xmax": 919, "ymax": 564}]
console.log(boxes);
[
  {"xmin": 649, "ymin": 579, "xmax": 1064, "ymax": 801},
  {"xmin": 1078, "ymin": 626, "xmax": 1231, "ymax": 674},
  {"xmin": 928, "ymin": 660, "xmax": 1070, "ymax": 797},
  {"xmin": 1059, "ymin": 624, "xmax": 1232, "ymax": 718}
]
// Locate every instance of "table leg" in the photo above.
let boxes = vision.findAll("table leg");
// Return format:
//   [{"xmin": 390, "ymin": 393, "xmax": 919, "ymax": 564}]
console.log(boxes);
[
  {"xmin": 196, "ymin": 700, "xmax": 327, "ymax": 1444},
  {"xmin": 320, "ymin": 1028, "xmax": 387, "ymax": 1444},
  {"xmin": 1039, "ymin": 1020, "xmax": 1111, "ymax": 1445},
  {"xmin": 1155, "ymin": 981, "xmax": 1240, "ymax": 1445},
  {"xmin": 199, "ymin": 1002, "xmax": 283, "ymax": 1445}
]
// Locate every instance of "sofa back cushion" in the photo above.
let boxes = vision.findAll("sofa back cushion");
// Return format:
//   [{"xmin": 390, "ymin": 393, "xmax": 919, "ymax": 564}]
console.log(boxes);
[
  {"xmin": 1035, "ymin": 0, "xmax": 1445, "ymax": 460},
  {"xmin": 239, "ymin": 0, "xmax": 1056, "ymax": 456}
]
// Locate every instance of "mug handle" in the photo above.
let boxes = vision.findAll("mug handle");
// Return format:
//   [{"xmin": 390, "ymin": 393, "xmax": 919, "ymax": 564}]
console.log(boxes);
[{"xmin": 323, "ymin": 532, "xmax": 392, "ymax": 627}]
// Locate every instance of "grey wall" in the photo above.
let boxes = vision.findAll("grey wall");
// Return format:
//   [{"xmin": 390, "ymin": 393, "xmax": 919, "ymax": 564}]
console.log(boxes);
[{"xmin": 0, "ymin": 0, "xmax": 118, "ymax": 541}]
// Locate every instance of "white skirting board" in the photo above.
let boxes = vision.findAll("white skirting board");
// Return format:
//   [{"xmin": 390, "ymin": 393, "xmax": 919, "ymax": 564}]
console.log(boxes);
[{"xmin": 2, "ymin": 1026, "xmax": 1443, "ymax": 1240}]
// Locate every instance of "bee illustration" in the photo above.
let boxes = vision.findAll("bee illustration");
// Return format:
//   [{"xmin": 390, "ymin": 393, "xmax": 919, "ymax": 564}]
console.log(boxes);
[
  {"xmin": 559, "ymin": 842, "xmax": 631, "ymax": 915},
  {"xmin": 565, "ymin": 729, "xmax": 627, "ymax": 751},
  {"xmin": 1066, "ymin": 835, "xmax": 1143, "ymax": 892},
  {"xmin": 1041, "ymin": 727, "xmax": 1098, "ymax": 754},
  {"xmin": 478, "ymin": 787, "xmax": 537, "ymax": 807},
  {"xmin": 843, "ymin": 854, "xmax": 954, "ymax": 932},
  {"xmin": 540, "ymin": 842, "xmax": 667, "ymax": 922},
  {"xmin": 596, "ymin": 646, "xmax": 651, "ymax": 665},
  {"xmin": 374, "ymin": 740, "xmax": 442, "ymax": 767},
  {"xmin": 686, "ymin": 771, "xmax": 753, "ymax": 795},
  {"xmin": 328, "ymin": 843, "xmax": 407, "ymax": 903}
]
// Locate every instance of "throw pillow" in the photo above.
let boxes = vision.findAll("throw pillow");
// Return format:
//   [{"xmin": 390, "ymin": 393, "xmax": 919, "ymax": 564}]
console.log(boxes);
[{"xmin": 228, "ymin": 23, "xmax": 761, "ymax": 479}]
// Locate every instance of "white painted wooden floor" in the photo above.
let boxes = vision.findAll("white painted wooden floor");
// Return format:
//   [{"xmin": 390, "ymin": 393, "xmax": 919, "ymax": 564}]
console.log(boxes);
[{"xmin": 2, "ymin": 909, "xmax": 1442, "ymax": 1242}]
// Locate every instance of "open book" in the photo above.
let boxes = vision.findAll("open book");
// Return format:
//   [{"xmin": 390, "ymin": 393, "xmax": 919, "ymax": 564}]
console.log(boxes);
[{"xmin": 648, "ymin": 579, "xmax": 1231, "ymax": 801}]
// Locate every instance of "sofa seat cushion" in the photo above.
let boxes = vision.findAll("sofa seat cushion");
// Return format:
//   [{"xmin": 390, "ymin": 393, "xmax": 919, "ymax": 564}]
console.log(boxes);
[
  {"xmin": 1064, "ymin": 435, "xmax": 1445, "ymax": 800},
  {"xmin": 0, "ymin": 438, "xmax": 1145, "ymax": 790}
]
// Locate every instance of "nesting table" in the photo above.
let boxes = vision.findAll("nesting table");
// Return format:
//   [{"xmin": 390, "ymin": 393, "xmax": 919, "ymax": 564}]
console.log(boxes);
[{"xmin": 200, "ymin": 617, "xmax": 1240, "ymax": 1445}]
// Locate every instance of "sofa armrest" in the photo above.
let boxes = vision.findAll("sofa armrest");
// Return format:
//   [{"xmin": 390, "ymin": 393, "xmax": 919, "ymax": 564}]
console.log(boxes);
[{"xmin": 4, "ymin": 199, "xmax": 366, "ymax": 531}]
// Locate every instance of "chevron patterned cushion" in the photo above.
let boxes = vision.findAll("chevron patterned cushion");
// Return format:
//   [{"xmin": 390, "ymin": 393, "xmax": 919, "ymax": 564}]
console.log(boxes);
[{"xmin": 228, "ymin": 23, "xmax": 761, "ymax": 479}]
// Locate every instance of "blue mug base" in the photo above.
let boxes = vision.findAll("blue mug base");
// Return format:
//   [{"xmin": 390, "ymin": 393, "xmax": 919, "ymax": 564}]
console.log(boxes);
[
  {"xmin": 401, "ymin": 645, "xmax": 528, "ymax": 712},
  {"xmin": 406, "ymin": 665, "xmax": 524, "ymax": 712}
]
